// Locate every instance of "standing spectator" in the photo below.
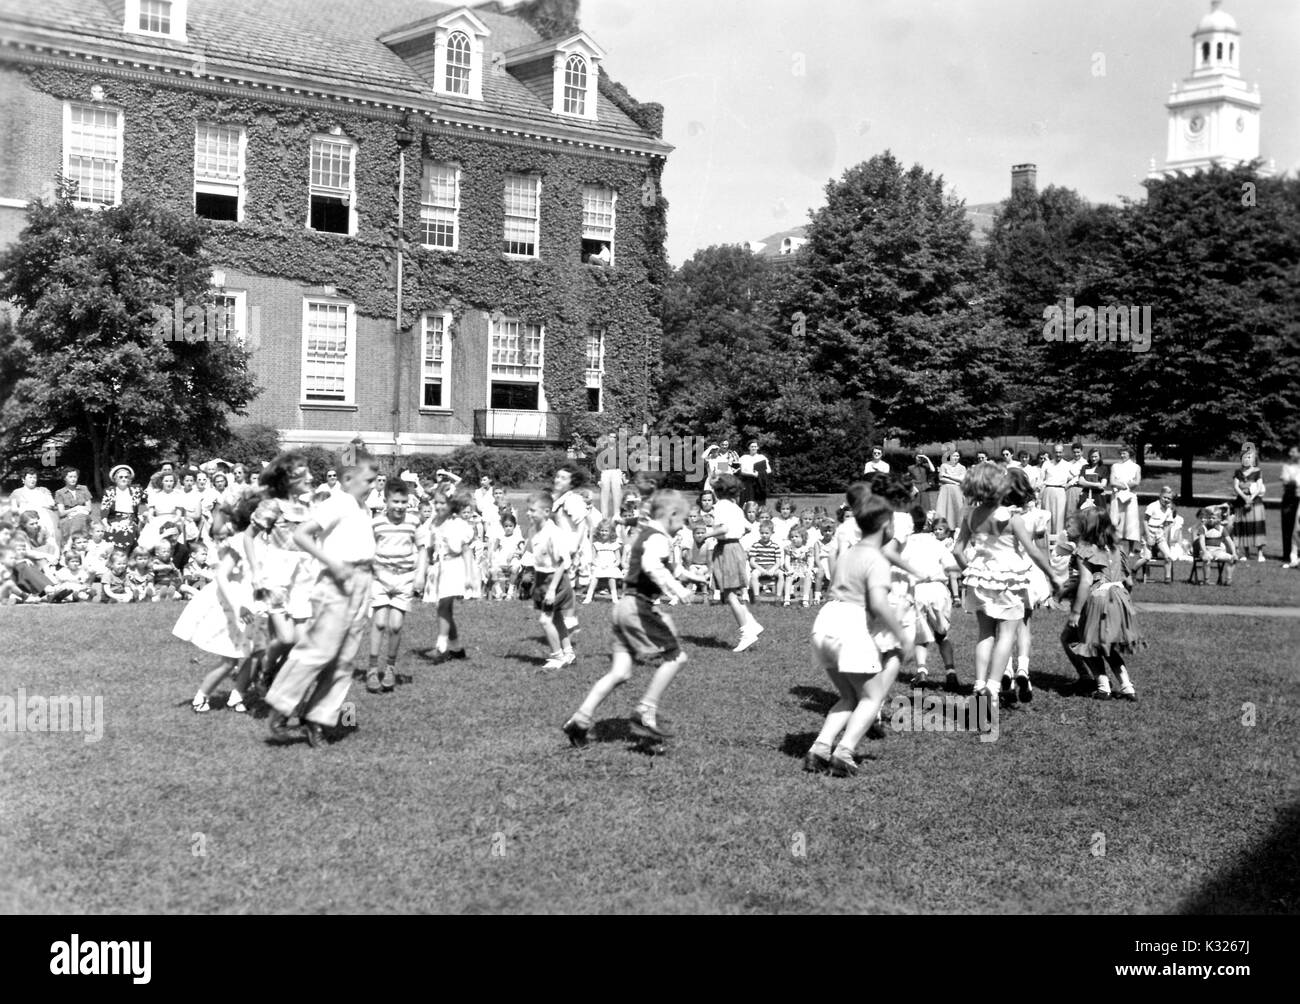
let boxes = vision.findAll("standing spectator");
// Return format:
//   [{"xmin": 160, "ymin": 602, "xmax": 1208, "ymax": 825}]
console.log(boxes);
[
  {"xmin": 935, "ymin": 450, "xmax": 966, "ymax": 531},
  {"xmin": 595, "ymin": 435, "xmax": 627, "ymax": 519},
  {"xmin": 999, "ymin": 447, "xmax": 1018, "ymax": 468},
  {"xmin": 1040, "ymin": 444, "xmax": 1072, "ymax": 541},
  {"xmin": 863, "ymin": 445, "xmax": 890, "ymax": 476},
  {"xmin": 1108, "ymin": 446, "xmax": 1142, "ymax": 558},
  {"xmin": 1064, "ymin": 442, "xmax": 1086, "ymax": 518},
  {"xmin": 101, "ymin": 464, "xmax": 144, "ymax": 552},
  {"xmin": 909, "ymin": 454, "xmax": 936, "ymax": 512},
  {"xmin": 1077, "ymin": 448, "xmax": 1109, "ymax": 511},
  {"xmin": 737, "ymin": 441, "xmax": 771, "ymax": 507},
  {"xmin": 1281, "ymin": 445, "xmax": 1300, "ymax": 568},
  {"xmin": 11, "ymin": 467, "xmax": 59, "ymax": 552},
  {"xmin": 974, "ymin": 450, "xmax": 990, "ymax": 466},
  {"xmin": 1232, "ymin": 441, "xmax": 1267, "ymax": 562},
  {"xmin": 703, "ymin": 439, "xmax": 739, "ymax": 495},
  {"xmin": 54, "ymin": 467, "xmax": 93, "ymax": 542}
]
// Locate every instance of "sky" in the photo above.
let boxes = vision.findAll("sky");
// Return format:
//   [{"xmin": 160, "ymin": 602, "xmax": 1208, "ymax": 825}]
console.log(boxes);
[{"xmin": 580, "ymin": 0, "xmax": 1300, "ymax": 264}]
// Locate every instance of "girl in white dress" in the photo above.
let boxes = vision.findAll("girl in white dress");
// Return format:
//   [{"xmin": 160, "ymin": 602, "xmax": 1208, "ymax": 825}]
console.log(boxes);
[
  {"xmin": 419, "ymin": 490, "xmax": 476, "ymax": 662},
  {"xmin": 173, "ymin": 498, "xmax": 264, "ymax": 713},
  {"xmin": 954, "ymin": 464, "xmax": 1062, "ymax": 709}
]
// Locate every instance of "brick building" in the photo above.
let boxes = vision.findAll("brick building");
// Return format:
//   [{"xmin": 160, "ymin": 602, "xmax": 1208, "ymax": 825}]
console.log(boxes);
[{"xmin": 0, "ymin": 0, "xmax": 671, "ymax": 455}]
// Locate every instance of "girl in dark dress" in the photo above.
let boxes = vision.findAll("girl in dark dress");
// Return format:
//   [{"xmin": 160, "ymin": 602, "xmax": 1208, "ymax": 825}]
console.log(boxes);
[
  {"xmin": 1076, "ymin": 449, "xmax": 1109, "ymax": 511},
  {"xmin": 1231, "ymin": 442, "xmax": 1267, "ymax": 561}
]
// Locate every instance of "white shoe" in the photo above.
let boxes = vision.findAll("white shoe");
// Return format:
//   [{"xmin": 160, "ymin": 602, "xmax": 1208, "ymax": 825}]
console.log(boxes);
[
  {"xmin": 733, "ymin": 626, "xmax": 761, "ymax": 653},
  {"xmin": 541, "ymin": 654, "xmax": 567, "ymax": 671},
  {"xmin": 1257, "ymin": 553, "xmax": 1266, "ymax": 563},
  {"xmin": 561, "ymin": 651, "xmax": 577, "ymax": 667}
]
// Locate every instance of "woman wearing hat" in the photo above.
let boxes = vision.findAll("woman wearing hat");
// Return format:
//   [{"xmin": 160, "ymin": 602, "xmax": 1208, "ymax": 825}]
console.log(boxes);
[{"xmin": 101, "ymin": 464, "xmax": 145, "ymax": 551}]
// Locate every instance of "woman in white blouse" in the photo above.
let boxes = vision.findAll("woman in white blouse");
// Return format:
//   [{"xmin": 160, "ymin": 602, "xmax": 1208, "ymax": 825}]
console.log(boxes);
[{"xmin": 1108, "ymin": 446, "xmax": 1142, "ymax": 556}]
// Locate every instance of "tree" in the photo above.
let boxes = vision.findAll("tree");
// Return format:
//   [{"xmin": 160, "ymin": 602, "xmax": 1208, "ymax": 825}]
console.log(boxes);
[
  {"xmin": 1005, "ymin": 165, "xmax": 1300, "ymax": 497},
  {"xmin": 0, "ymin": 188, "xmax": 260, "ymax": 492},
  {"xmin": 789, "ymin": 151, "xmax": 1021, "ymax": 448}
]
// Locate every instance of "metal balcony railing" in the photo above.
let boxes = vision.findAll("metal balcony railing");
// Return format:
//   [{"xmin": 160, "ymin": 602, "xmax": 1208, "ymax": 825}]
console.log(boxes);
[{"xmin": 472, "ymin": 409, "xmax": 571, "ymax": 446}]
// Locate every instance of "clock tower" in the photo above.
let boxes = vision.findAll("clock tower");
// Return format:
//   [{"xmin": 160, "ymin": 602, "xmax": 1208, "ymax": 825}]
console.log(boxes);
[{"xmin": 1150, "ymin": 1, "xmax": 1268, "ymax": 178}]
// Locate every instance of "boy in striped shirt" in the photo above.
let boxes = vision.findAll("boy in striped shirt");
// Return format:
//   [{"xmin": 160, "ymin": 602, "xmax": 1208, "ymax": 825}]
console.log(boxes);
[
  {"xmin": 746, "ymin": 521, "xmax": 783, "ymax": 602},
  {"xmin": 367, "ymin": 480, "xmax": 423, "ymax": 693}
]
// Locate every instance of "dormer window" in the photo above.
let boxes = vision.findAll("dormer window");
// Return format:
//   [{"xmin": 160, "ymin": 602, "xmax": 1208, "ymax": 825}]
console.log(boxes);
[
  {"xmin": 563, "ymin": 55, "xmax": 588, "ymax": 116},
  {"xmin": 124, "ymin": 0, "xmax": 186, "ymax": 42},
  {"xmin": 446, "ymin": 32, "xmax": 472, "ymax": 95},
  {"xmin": 504, "ymin": 32, "xmax": 605, "ymax": 121},
  {"xmin": 381, "ymin": 8, "xmax": 489, "ymax": 102}
]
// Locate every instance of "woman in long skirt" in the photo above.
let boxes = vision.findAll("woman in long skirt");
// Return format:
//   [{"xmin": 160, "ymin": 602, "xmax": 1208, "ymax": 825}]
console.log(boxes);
[
  {"xmin": 1232, "ymin": 441, "xmax": 1267, "ymax": 561},
  {"xmin": 935, "ymin": 450, "xmax": 965, "ymax": 530}
]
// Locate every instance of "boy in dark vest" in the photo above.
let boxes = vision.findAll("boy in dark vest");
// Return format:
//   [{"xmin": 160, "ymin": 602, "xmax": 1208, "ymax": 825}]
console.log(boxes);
[{"xmin": 562, "ymin": 490, "xmax": 704, "ymax": 746}]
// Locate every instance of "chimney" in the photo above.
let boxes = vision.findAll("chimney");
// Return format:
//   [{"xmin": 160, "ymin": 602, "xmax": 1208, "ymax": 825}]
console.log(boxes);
[{"xmin": 1011, "ymin": 163, "xmax": 1037, "ymax": 195}]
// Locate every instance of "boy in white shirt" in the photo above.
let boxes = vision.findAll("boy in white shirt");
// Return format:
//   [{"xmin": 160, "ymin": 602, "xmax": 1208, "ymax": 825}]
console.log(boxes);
[
  {"xmin": 266, "ymin": 460, "xmax": 379, "ymax": 748},
  {"xmin": 901, "ymin": 512, "xmax": 961, "ymax": 688}
]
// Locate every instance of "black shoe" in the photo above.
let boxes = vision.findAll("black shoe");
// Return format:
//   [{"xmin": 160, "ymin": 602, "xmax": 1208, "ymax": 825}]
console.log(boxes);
[
  {"xmin": 866, "ymin": 719, "xmax": 888, "ymax": 740},
  {"xmin": 1000, "ymin": 675, "xmax": 1016, "ymax": 706},
  {"xmin": 828, "ymin": 752, "xmax": 858, "ymax": 778},
  {"xmin": 944, "ymin": 670, "xmax": 960, "ymax": 693},
  {"xmin": 803, "ymin": 750, "xmax": 830, "ymax": 774},
  {"xmin": 1016, "ymin": 673, "xmax": 1033, "ymax": 704},
  {"xmin": 562, "ymin": 717, "xmax": 590, "ymax": 748},
  {"xmin": 447, "ymin": 648, "xmax": 468, "ymax": 660},
  {"xmin": 267, "ymin": 712, "xmax": 299, "ymax": 745},
  {"xmin": 1092, "ymin": 687, "xmax": 1112, "ymax": 701},
  {"xmin": 628, "ymin": 711, "xmax": 672, "ymax": 740},
  {"xmin": 304, "ymin": 721, "xmax": 325, "ymax": 748},
  {"xmin": 422, "ymin": 649, "xmax": 453, "ymax": 665}
]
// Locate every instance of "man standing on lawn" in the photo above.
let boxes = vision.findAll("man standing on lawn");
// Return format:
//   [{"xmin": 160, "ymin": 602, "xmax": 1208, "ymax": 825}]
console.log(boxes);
[{"xmin": 265, "ymin": 459, "xmax": 378, "ymax": 748}]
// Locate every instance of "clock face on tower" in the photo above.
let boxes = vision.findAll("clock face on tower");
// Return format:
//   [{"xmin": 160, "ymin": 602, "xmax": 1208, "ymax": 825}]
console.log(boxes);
[
  {"xmin": 1189, "ymin": 114, "xmax": 1205, "ymax": 134},
  {"xmin": 1236, "ymin": 116, "xmax": 1245, "ymax": 132}
]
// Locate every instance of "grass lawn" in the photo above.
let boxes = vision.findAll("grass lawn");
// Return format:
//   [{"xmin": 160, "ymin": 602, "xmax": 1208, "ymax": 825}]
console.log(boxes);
[{"xmin": 1, "ymin": 593, "xmax": 1296, "ymax": 915}]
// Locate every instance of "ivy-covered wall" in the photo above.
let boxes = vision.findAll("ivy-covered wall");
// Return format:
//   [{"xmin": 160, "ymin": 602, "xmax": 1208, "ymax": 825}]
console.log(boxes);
[{"xmin": 17, "ymin": 65, "xmax": 668, "ymax": 446}]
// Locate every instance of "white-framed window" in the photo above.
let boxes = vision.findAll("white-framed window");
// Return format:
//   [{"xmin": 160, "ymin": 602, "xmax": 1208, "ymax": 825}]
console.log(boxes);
[
  {"xmin": 124, "ymin": 0, "xmax": 186, "ymax": 41},
  {"xmin": 212, "ymin": 290, "xmax": 247, "ymax": 346},
  {"xmin": 581, "ymin": 184, "xmax": 616, "ymax": 265},
  {"xmin": 549, "ymin": 36, "xmax": 604, "ymax": 119},
  {"xmin": 63, "ymin": 103, "xmax": 122, "ymax": 208},
  {"xmin": 308, "ymin": 134, "xmax": 356, "ymax": 235},
  {"xmin": 445, "ymin": 31, "xmax": 472, "ymax": 95},
  {"xmin": 503, "ymin": 173, "xmax": 540, "ymax": 258},
  {"xmin": 420, "ymin": 312, "xmax": 452, "ymax": 410},
  {"xmin": 301, "ymin": 299, "xmax": 356, "ymax": 404},
  {"xmin": 490, "ymin": 316, "xmax": 544, "ymax": 411},
  {"xmin": 194, "ymin": 123, "xmax": 244, "ymax": 222},
  {"xmin": 563, "ymin": 55, "xmax": 587, "ymax": 116},
  {"xmin": 585, "ymin": 325, "xmax": 605, "ymax": 413},
  {"xmin": 425, "ymin": 11, "xmax": 488, "ymax": 101},
  {"xmin": 419, "ymin": 162, "xmax": 460, "ymax": 250}
]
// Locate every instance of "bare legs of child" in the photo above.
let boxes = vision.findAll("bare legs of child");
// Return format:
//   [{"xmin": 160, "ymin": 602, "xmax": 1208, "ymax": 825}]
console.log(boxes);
[
  {"xmin": 1000, "ymin": 615, "xmax": 1034, "ymax": 704},
  {"xmin": 722, "ymin": 588, "xmax": 763, "ymax": 652},
  {"xmin": 192, "ymin": 654, "xmax": 257, "ymax": 713},
  {"xmin": 540, "ymin": 608, "xmax": 575, "ymax": 672},
  {"xmin": 808, "ymin": 655, "xmax": 903, "ymax": 776},
  {"xmin": 564, "ymin": 649, "xmax": 690, "ymax": 744},
  {"xmin": 973, "ymin": 612, "xmax": 1020, "ymax": 709},
  {"xmin": 368, "ymin": 607, "xmax": 404, "ymax": 691}
]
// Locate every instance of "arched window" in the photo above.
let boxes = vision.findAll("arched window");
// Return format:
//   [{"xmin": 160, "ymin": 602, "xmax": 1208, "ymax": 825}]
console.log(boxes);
[
  {"xmin": 1229, "ymin": 42, "xmax": 1235, "ymax": 62},
  {"xmin": 1201, "ymin": 41, "xmax": 1210, "ymax": 64},
  {"xmin": 1216, "ymin": 42, "xmax": 1223, "ymax": 61},
  {"xmin": 445, "ymin": 31, "xmax": 472, "ymax": 95},
  {"xmin": 563, "ymin": 54, "xmax": 587, "ymax": 115}
]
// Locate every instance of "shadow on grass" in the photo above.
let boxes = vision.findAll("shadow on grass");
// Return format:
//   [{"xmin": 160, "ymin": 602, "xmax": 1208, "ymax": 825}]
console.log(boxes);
[
  {"xmin": 1177, "ymin": 802, "xmax": 1300, "ymax": 914},
  {"xmin": 502, "ymin": 652, "xmax": 548, "ymax": 667},
  {"xmin": 779, "ymin": 730, "xmax": 821, "ymax": 759},
  {"xmin": 681, "ymin": 634, "xmax": 738, "ymax": 650},
  {"xmin": 591, "ymin": 717, "xmax": 635, "ymax": 743},
  {"xmin": 790, "ymin": 685, "xmax": 837, "ymax": 714}
]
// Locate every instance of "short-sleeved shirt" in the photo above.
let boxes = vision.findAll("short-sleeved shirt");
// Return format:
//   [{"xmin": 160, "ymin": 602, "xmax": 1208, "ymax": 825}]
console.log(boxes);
[
  {"xmin": 748, "ymin": 538, "xmax": 781, "ymax": 570},
  {"xmin": 314, "ymin": 492, "xmax": 375, "ymax": 564},
  {"xmin": 530, "ymin": 521, "xmax": 570, "ymax": 573},
  {"xmin": 374, "ymin": 514, "xmax": 418, "ymax": 573},
  {"xmin": 711, "ymin": 499, "xmax": 748, "ymax": 540},
  {"xmin": 828, "ymin": 541, "xmax": 891, "ymax": 610}
]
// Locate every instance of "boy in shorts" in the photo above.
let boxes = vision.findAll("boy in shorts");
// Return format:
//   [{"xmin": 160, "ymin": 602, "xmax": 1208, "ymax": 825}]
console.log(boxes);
[
  {"xmin": 529, "ymin": 492, "xmax": 579, "ymax": 671},
  {"xmin": 368, "ymin": 480, "xmax": 419, "ymax": 693},
  {"xmin": 562, "ymin": 490, "xmax": 704, "ymax": 746}
]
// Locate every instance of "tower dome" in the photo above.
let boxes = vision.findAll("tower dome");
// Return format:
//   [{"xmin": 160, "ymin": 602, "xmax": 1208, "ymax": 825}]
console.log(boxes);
[{"xmin": 1195, "ymin": 1, "xmax": 1239, "ymax": 36}]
